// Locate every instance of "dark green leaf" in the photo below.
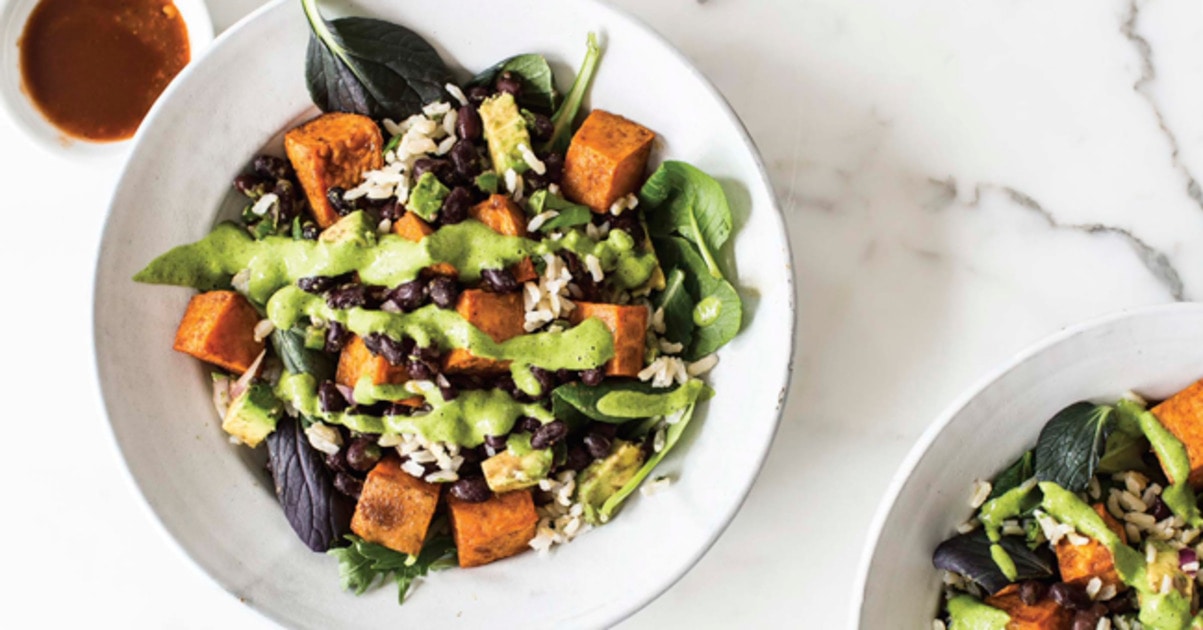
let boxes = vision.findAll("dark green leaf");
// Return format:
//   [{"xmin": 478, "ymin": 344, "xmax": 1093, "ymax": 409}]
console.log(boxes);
[
  {"xmin": 539, "ymin": 206, "xmax": 593, "ymax": 232},
  {"xmin": 1034, "ymin": 402, "xmax": 1115, "ymax": 493},
  {"xmin": 271, "ymin": 328, "xmax": 336, "ymax": 382},
  {"xmin": 543, "ymin": 33, "xmax": 601, "ymax": 154},
  {"xmin": 468, "ymin": 54, "xmax": 559, "ymax": 112},
  {"xmin": 988, "ymin": 451, "xmax": 1034, "ymax": 500},
  {"xmin": 932, "ymin": 529, "xmax": 1056, "ymax": 594},
  {"xmin": 302, "ymin": 0, "xmax": 451, "ymax": 121},
  {"xmin": 641, "ymin": 161, "xmax": 734, "ymax": 279},
  {"xmin": 653, "ymin": 268, "xmax": 695, "ymax": 346},
  {"xmin": 1097, "ymin": 430, "xmax": 1150, "ymax": 474},
  {"xmin": 599, "ymin": 398, "xmax": 703, "ymax": 520},
  {"xmin": 652, "ymin": 237, "xmax": 741, "ymax": 359}
]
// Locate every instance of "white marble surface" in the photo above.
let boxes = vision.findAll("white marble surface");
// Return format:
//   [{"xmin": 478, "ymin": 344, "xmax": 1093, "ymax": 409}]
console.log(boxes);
[{"xmin": 4, "ymin": 0, "xmax": 1202, "ymax": 627}]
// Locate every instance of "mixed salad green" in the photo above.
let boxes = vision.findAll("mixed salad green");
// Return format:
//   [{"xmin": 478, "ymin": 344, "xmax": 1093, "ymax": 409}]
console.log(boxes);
[{"xmin": 133, "ymin": 0, "xmax": 744, "ymax": 603}]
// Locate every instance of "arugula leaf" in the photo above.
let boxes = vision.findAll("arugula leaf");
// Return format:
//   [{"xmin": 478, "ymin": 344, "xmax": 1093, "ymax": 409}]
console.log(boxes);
[
  {"xmin": 329, "ymin": 534, "xmax": 457, "ymax": 603},
  {"xmin": 302, "ymin": 0, "xmax": 451, "ymax": 121},
  {"xmin": 599, "ymin": 400, "xmax": 701, "ymax": 521},
  {"xmin": 270, "ymin": 328, "xmax": 336, "ymax": 383},
  {"xmin": 266, "ymin": 417, "xmax": 354, "ymax": 552},
  {"xmin": 543, "ymin": 33, "xmax": 601, "ymax": 154},
  {"xmin": 988, "ymin": 451, "xmax": 1033, "ymax": 500},
  {"xmin": 932, "ymin": 529, "xmax": 1056, "ymax": 594},
  {"xmin": 654, "ymin": 268, "xmax": 695, "ymax": 347},
  {"xmin": 468, "ymin": 53, "xmax": 559, "ymax": 113},
  {"xmin": 1034, "ymin": 402, "xmax": 1115, "ymax": 493},
  {"xmin": 641, "ymin": 161, "xmax": 734, "ymax": 280},
  {"xmin": 652, "ymin": 237, "xmax": 741, "ymax": 359}
]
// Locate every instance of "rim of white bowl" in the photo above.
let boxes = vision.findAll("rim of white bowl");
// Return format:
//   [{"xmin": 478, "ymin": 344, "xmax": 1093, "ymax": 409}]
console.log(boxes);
[
  {"xmin": 91, "ymin": 0, "xmax": 797, "ymax": 626},
  {"xmin": 849, "ymin": 301, "xmax": 1203, "ymax": 628}
]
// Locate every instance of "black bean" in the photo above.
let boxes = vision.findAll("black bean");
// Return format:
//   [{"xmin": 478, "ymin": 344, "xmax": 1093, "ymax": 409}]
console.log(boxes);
[
  {"xmin": 300, "ymin": 222, "xmax": 320, "ymax": 240},
  {"xmin": 428, "ymin": 276, "xmax": 460, "ymax": 309},
  {"xmin": 583, "ymin": 432, "xmax": 612, "ymax": 459},
  {"xmin": 233, "ymin": 173, "xmax": 269, "ymax": 198},
  {"xmin": 465, "ymin": 85, "xmax": 492, "ymax": 105},
  {"xmin": 414, "ymin": 344, "xmax": 441, "ymax": 362},
  {"xmin": 564, "ymin": 446, "xmax": 592, "ymax": 472},
  {"xmin": 449, "ymin": 139, "xmax": 481, "ymax": 181},
  {"xmin": 1071, "ymin": 604, "xmax": 1106, "ymax": 630},
  {"xmin": 481, "ymin": 268, "xmax": 520, "ymax": 294},
  {"xmin": 528, "ymin": 366, "xmax": 556, "ymax": 397},
  {"xmin": 323, "ymin": 450, "xmax": 349, "ymax": 473},
  {"xmin": 1106, "ymin": 590, "xmax": 1135, "ymax": 614},
  {"xmin": 524, "ymin": 153, "xmax": 564, "ymax": 191},
  {"xmin": 318, "ymin": 381, "xmax": 350, "ymax": 413},
  {"xmin": 484, "ymin": 434, "xmax": 509, "ymax": 451},
  {"xmin": 1151, "ymin": 496, "xmax": 1172, "ymax": 521},
  {"xmin": 389, "ymin": 280, "xmax": 428, "ymax": 311},
  {"xmin": 324, "ymin": 321, "xmax": 349, "ymax": 353},
  {"xmin": 379, "ymin": 199, "xmax": 403, "ymax": 222},
  {"xmin": 362, "ymin": 333, "xmax": 407, "ymax": 366},
  {"xmin": 449, "ymin": 477, "xmax": 492, "ymax": 503},
  {"xmin": 518, "ymin": 417, "xmax": 543, "ymax": 434},
  {"xmin": 441, "ymin": 186, "xmax": 473, "ymax": 225},
  {"xmin": 1048, "ymin": 582, "xmax": 1091, "ymax": 611},
  {"xmin": 326, "ymin": 284, "xmax": 369, "ymax": 310},
  {"xmin": 412, "ymin": 157, "xmax": 454, "ymax": 184},
  {"xmin": 580, "ymin": 367, "xmax": 605, "ymax": 386},
  {"xmin": 273, "ymin": 180, "xmax": 298, "ymax": 221},
  {"xmin": 345, "ymin": 438, "xmax": 383, "ymax": 472},
  {"xmin": 297, "ymin": 275, "xmax": 336, "ymax": 294},
  {"xmin": 436, "ymin": 373, "xmax": 458, "ymax": 401},
  {"xmin": 554, "ymin": 369, "xmax": 577, "ymax": 384},
  {"xmin": 407, "ymin": 360, "xmax": 435, "ymax": 381},
  {"xmin": 587, "ymin": 421, "xmax": 618, "ymax": 439},
  {"xmin": 326, "ymin": 186, "xmax": 354, "ymax": 217},
  {"xmin": 253, "ymin": 155, "xmax": 293, "ymax": 180},
  {"xmin": 495, "ymin": 71, "xmax": 522, "ymax": 97},
  {"xmin": 531, "ymin": 420, "xmax": 568, "ymax": 449},
  {"xmin": 384, "ymin": 402, "xmax": 413, "ymax": 416},
  {"xmin": 459, "ymin": 446, "xmax": 484, "ymax": 465},
  {"xmin": 456, "ymin": 105, "xmax": 482, "ymax": 141},
  {"xmin": 1018, "ymin": 580, "xmax": 1047, "ymax": 606},
  {"xmin": 333, "ymin": 472, "xmax": 363, "ymax": 500},
  {"xmin": 530, "ymin": 113, "xmax": 554, "ymax": 141}
]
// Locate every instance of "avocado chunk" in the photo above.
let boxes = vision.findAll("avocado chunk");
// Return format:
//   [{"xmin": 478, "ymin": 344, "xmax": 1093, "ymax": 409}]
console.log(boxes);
[
  {"xmin": 481, "ymin": 433, "xmax": 553, "ymax": 492},
  {"xmin": 406, "ymin": 172, "xmax": 450, "ymax": 222},
  {"xmin": 222, "ymin": 382, "xmax": 282, "ymax": 448},
  {"xmin": 318, "ymin": 210, "xmax": 376, "ymax": 247},
  {"xmin": 575, "ymin": 440, "xmax": 645, "ymax": 524},
  {"xmin": 479, "ymin": 92, "xmax": 533, "ymax": 175}
]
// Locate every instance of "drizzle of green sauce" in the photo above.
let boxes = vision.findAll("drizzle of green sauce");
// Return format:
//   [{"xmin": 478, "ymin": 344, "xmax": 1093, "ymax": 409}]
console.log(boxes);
[
  {"xmin": 693, "ymin": 296, "xmax": 722, "ymax": 327},
  {"xmin": 133, "ymin": 216, "xmax": 658, "ymax": 304},
  {"xmin": 975, "ymin": 479, "xmax": 1038, "ymax": 579},
  {"xmin": 276, "ymin": 372, "xmax": 553, "ymax": 447},
  {"xmin": 595, "ymin": 380, "xmax": 705, "ymax": 418},
  {"xmin": 945, "ymin": 594, "xmax": 1009, "ymax": 630}
]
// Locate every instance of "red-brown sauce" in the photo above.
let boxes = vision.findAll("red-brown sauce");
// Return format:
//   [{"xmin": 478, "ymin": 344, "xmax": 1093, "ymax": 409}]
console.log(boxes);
[{"xmin": 19, "ymin": 0, "xmax": 190, "ymax": 142}]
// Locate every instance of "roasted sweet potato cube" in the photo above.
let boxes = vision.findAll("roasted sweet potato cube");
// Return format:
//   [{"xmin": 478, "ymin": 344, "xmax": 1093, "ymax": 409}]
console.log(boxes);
[
  {"xmin": 1054, "ymin": 503, "xmax": 1127, "ymax": 590},
  {"xmin": 569, "ymin": 302, "xmax": 649, "ymax": 377},
  {"xmin": 173, "ymin": 290, "xmax": 264, "ymax": 374},
  {"xmin": 469, "ymin": 194, "xmax": 537, "ymax": 283},
  {"xmin": 284, "ymin": 113, "xmax": 384, "ymax": 228},
  {"xmin": 391, "ymin": 211, "xmax": 458, "ymax": 277},
  {"xmin": 443, "ymin": 290, "xmax": 524, "ymax": 375},
  {"xmin": 447, "ymin": 489, "xmax": 538, "ymax": 568},
  {"xmin": 1152, "ymin": 380, "xmax": 1203, "ymax": 487},
  {"xmin": 985, "ymin": 585, "xmax": 1072, "ymax": 630},
  {"xmin": 350, "ymin": 456, "xmax": 441, "ymax": 556},
  {"xmin": 335, "ymin": 334, "xmax": 408, "ymax": 388},
  {"xmin": 562, "ymin": 110, "xmax": 655, "ymax": 213}
]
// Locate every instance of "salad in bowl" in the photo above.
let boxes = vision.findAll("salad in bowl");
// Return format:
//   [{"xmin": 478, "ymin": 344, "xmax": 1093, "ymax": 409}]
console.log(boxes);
[{"xmin": 130, "ymin": 0, "xmax": 743, "ymax": 604}]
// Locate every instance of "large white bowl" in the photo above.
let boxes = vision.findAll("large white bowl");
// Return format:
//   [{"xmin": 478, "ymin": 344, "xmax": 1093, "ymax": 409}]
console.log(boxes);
[
  {"xmin": 854, "ymin": 303, "xmax": 1203, "ymax": 628},
  {"xmin": 92, "ymin": 0, "xmax": 794, "ymax": 627}
]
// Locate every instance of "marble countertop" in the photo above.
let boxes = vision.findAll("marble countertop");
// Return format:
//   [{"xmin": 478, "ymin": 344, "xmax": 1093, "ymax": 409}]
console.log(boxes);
[{"xmin": 4, "ymin": 0, "xmax": 1201, "ymax": 627}]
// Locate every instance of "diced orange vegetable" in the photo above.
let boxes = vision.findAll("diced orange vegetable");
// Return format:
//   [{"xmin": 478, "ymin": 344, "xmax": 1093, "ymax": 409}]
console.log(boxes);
[
  {"xmin": 1054, "ymin": 503, "xmax": 1127, "ymax": 591},
  {"xmin": 173, "ymin": 290, "xmax": 264, "ymax": 374},
  {"xmin": 284, "ymin": 113, "xmax": 384, "ymax": 228},
  {"xmin": 442, "ymin": 290, "xmax": 524, "ymax": 374},
  {"xmin": 569, "ymin": 302, "xmax": 649, "ymax": 377},
  {"xmin": 561, "ymin": 110, "xmax": 655, "ymax": 213},
  {"xmin": 391, "ymin": 211, "xmax": 458, "ymax": 277},
  {"xmin": 350, "ymin": 456, "xmax": 441, "ymax": 556},
  {"xmin": 335, "ymin": 334, "xmax": 408, "ymax": 388},
  {"xmin": 1152, "ymin": 380, "xmax": 1203, "ymax": 487},
  {"xmin": 447, "ymin": 489, "xmax": 538, "ymax": 568},
  {"xmin": 985, "ymin": 585, "xmax": 1072, "ymax": 630},
  {"xmin": 470, "ymin": 194, "xmax": 537, "ymax": 283}
]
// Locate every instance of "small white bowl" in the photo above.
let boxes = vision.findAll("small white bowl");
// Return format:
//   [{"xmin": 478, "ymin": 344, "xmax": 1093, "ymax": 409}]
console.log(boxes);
[
  {"xmin": 0, "ymin": 0, "xmax": 213, "ymax": 158},
  {"xmin": 854, "ymin": 303, "xmax": 1203, "ymax": 628}
]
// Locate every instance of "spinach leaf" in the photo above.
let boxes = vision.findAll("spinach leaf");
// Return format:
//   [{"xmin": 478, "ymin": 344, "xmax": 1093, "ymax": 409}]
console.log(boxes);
[
  {"xmin": 468, "ymin": 54, "xmax": 558, "ymax": 113},
  {"xmin": 329, "ymin": 533, "xmax": 457, "ymax": 603},
  {"xmin": 552, "ymin": 381, "xmax": 673, "ymax": 423},
  {"xmin": 652, "ymin": 237, "xmax": 741, "ymax": 359},
  {"xmin": 988, "ymin": 451, "xmax": 1034, "ymax": 500},
  {"xmin": 599, "ymin": 399, "xmax": 701, "ymax": 521},
  {"xmin": 932, "ymin": 529, "xmax": 1057, "ymax": 594},
  {"xmin": 1034, "ymin": 402, "xmax": 1115, "ymax": 493},
  {"xmin": 543, "ymin": 33, "xmax": 601, "ymax": 154},
  {"xmin": 302, "ymin": 0, "xmax": 451, "ymax": 121},
  {"xmin": 641, "ymin": 162, "xmax": 734, "ymax": 280},
  {"xmin": 654, "ymin": 268, "xmax": 695, "ymax": 346},
  {"xmin": 526, "ymin": 189, "xmax": 593, "ymax": 231},
  {"xmin": 270, "ymin": 328, "xmax": 336, "ymax": 383},
  {"xmin": 266, "ymin": 416, "xmax": 354, "ymax": 552}
]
